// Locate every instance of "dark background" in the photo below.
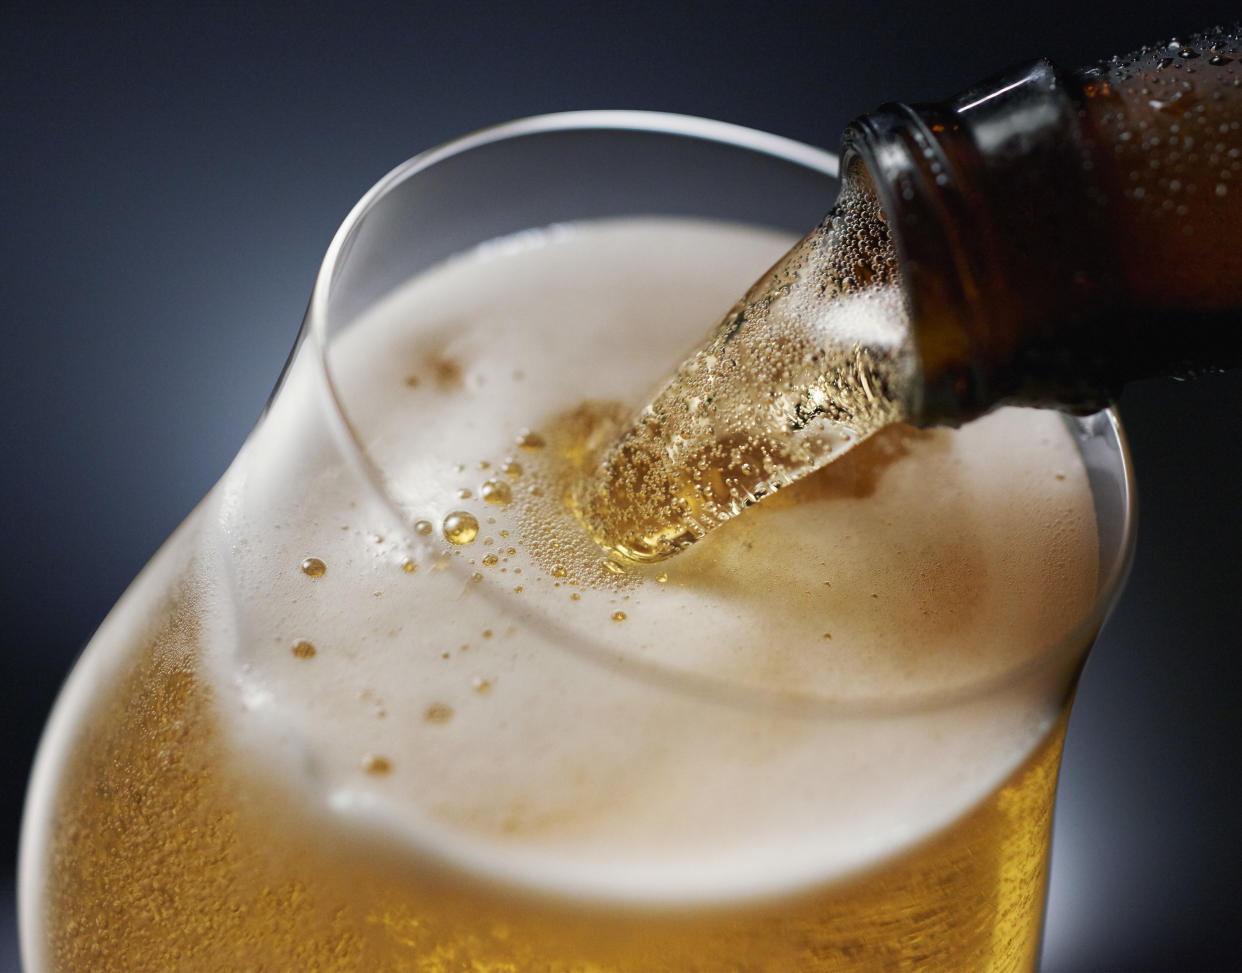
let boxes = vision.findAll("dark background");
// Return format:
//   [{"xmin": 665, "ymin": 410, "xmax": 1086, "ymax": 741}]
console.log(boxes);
[{"xmin": 3, "ymin": 2, "xmax": 1240, "ymax": 971}]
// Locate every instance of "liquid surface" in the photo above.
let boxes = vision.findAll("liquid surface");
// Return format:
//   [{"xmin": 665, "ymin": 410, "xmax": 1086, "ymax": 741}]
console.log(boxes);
[{"xmin": 212, "ymin": 218, "xmax": 1097, "ymax": 900}]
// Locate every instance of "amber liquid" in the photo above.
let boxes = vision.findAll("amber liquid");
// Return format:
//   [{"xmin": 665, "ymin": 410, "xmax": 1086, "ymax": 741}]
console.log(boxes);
[{"xmin": 41, "ymin": 581, "xmax": 1069, "ymax": 973}]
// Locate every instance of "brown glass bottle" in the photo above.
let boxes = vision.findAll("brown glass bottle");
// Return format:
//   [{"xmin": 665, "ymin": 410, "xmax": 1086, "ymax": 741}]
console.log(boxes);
[{"xmin": 844, "ymin": 25, "xmax": 1242, "ymax": 426}]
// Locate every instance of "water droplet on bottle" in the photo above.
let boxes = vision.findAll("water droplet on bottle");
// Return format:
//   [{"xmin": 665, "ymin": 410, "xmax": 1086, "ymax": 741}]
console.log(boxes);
[
  {"xmin": 1179, "ymin": 47, "xmax": 1200, "ymax": 59},
  {"xmin": 443, "ymin": 512, "xmax": 480, "ymax": 545},
  {"xmin": 1210, "ymin": 53, "xmax": 1235, "ymax": 66},
  {"xmin": 300, "ymin": 557, "xmax": 327, "ymax": 578}
]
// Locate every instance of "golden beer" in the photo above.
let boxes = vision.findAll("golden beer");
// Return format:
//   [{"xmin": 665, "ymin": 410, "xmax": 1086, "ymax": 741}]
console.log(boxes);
[{"xmin": 21, "ymin": 119, "xmax": 1131, "ymax": 973}]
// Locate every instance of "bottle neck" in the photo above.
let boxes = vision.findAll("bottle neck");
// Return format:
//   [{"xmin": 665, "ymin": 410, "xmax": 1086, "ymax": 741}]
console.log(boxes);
[{"xmin": 844, "ymin": 29, "xmax": 1242, "ymax": 426}]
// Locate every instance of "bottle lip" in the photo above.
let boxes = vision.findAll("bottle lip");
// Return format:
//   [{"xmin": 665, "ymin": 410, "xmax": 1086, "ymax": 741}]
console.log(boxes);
[{"xmin": 841, "ymin": 105, "xmax": 981, "ymax": 426}]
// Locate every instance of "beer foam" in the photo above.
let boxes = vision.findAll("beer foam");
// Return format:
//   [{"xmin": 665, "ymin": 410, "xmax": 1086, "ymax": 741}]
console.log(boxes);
[{"xmin": 202, "ymin": 219, "xmax": 1100, "ymax": 904}]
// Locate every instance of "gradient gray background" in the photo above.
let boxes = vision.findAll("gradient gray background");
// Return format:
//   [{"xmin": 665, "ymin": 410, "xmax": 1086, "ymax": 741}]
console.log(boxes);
[{"xmin": 3, "ymin": 2, "xmax": 1240, "ymax": 971}]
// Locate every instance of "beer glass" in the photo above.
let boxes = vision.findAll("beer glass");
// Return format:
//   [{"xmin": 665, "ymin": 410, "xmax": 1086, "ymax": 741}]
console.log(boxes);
[{"xmin": 19, "ymin": 112, "xmax": 1135, "ymax": 972}]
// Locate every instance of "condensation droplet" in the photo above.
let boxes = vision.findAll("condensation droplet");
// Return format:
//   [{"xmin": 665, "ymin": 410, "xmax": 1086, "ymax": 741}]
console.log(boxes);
[
  {"xmin": 443, "ymin": 512, "xmax": 480, "ymax": 545},
  {"xmin": 300, "ymin": 557, "xmax": 327, "ymax": 578},
  {"xmin": 291, "ymin": 639, "xmax": 317, "ymax": 659},
  {"xmin": 481, "ymin": 480, "xmax": 512, "ymax": 504}
]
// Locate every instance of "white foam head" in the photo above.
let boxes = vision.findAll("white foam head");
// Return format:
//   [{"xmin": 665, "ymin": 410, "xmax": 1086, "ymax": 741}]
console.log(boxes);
[{"xmin": 201, "ymin": 218, "xmax": 1100, "ymax": 904}]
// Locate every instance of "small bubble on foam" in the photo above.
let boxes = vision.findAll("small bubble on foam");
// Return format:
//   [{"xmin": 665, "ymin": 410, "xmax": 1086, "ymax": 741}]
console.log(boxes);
[
  {"xmin": 612, "ymin": 611, "xmax": 627, "ymax": 622},
  {"xmin": 516, "ymin": 429, "xmax": 546, "ymax": 450},
  {"xmin": 472, "ymin": 677, "xmax": 493, "ymax": 695},
  {"xmin": 291, "ymin": 639, "xmax": 317, "ymax": 659},
  {"xmin": 415, "ymin": 520, "xmax": 433, "ymax": 536},
  {"xmin": 470, "ymin": 572, "xmax": 483, "ymax": 583},
  {"xmin": 443, "ymin": 512, "xmax": 480, "ymax": 545},
  {"xmin": 570, "ymin": 592, "xmax": 581, "ymax": 601},
  {"xmin": 481, "ymin": 480, "xmax": 512, "ymax": 504},
  {"xmin": 502, "ymin": 460, "xmax": 523, "ymax": 477},
  {"xmin": 458, "ymin": 488, "xmax": 473, "ymax": 499},
  {"xmin": 403, "ymin": 375, "xmax": 419, "ymax": 388},
  {"xmin": 425, "ymin": 703, "xmax": 455, "ymax": 724},
  {"xmin": 300, "ymin": 557, "xmax": 327, "ymax": 578},
  {"xmin": 401, "ymin": 558, "xmax": 417, "ymax": 574},
  {"xmin": 550, "ymin": 565, "xmax": 568, "ymax": 578},
  {"xmin": 361, "ymin": 754, "xmax": 392, "ymax": 775},
  {"xmin": 479, "ymin": 460, "xmax": 491, "ymax": 470},
  {"xmin": 656, "ymin": 573, "xmax": 669, "ymax": 584},
  {"xmin": 482, "ymin": 629, "xmax": 493, "ymax": 638},
  {"xmin": 482, "ymin": 553, "xmax": 499, "ymax": 566}
]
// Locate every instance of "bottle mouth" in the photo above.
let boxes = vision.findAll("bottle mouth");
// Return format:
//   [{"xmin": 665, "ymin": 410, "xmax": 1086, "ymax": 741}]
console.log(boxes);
[{"xmin": 295, "ymin": 110, "xmax": 1135, "ymax": 720}]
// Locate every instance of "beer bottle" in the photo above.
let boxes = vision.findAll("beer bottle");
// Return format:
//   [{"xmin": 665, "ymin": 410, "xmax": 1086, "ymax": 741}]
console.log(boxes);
[
  {"xmin": 845, "ymin": 25, "xmax": 1242, "ymax": 425},
  {"xmin": 576, "ymin": 26, "xmax": 1242, "ymax": 562}
]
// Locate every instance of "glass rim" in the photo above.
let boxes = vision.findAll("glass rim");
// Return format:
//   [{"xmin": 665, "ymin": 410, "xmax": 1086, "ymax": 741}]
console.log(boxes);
[{"xmin": 300, "ymin": 109, "xmax": 1137, "ymax": 719}]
